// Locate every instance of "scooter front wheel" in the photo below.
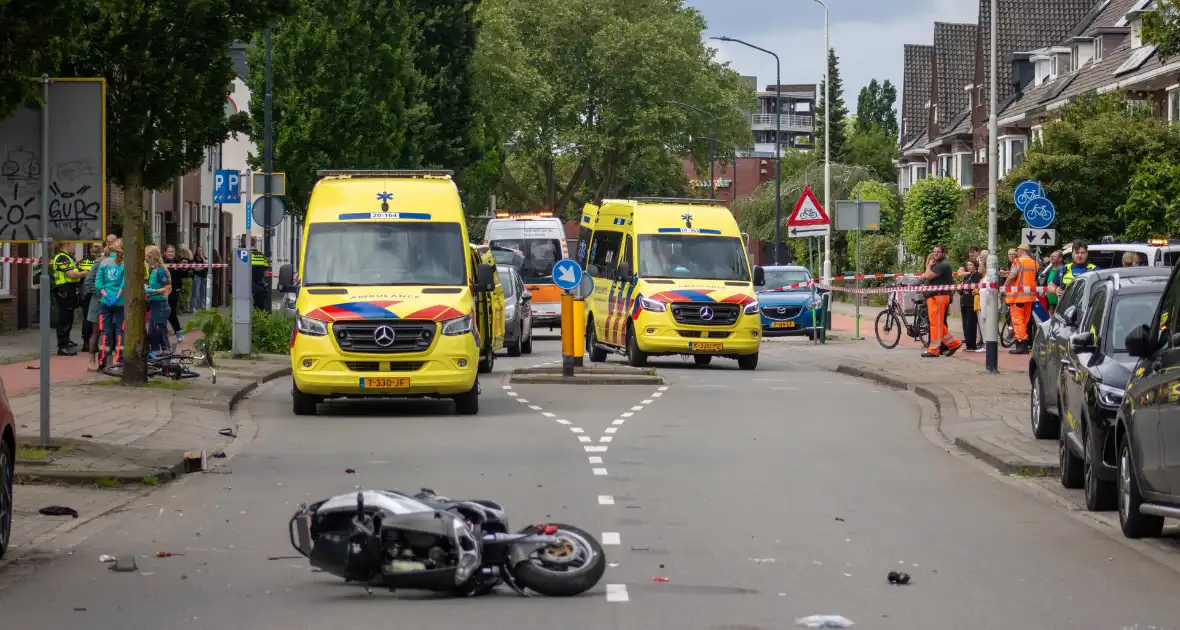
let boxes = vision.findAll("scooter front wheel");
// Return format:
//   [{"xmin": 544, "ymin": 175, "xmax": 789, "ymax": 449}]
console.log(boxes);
[{"xmin": 510, "ymin": 524, "xmax": 606, "ymax": 597}]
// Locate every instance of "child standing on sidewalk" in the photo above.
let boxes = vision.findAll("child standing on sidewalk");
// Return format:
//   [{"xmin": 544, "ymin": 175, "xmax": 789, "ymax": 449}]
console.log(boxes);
[
  {"xmin": 96, "ymin": 241, "xmax": 126, "ymax": 368},
  {"xmin": 145, "ymin": 245, "xmax": 173, "ymax": 356}
]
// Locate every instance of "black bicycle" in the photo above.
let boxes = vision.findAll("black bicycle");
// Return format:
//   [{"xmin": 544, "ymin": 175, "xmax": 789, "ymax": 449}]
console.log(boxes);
[
  {"xmin": 101, "ymin": 343, "xmax": 216, "ymax": 381},
  {"xmin": 874, "ymin": 289, "xmax": 930, "ymax": 349}
]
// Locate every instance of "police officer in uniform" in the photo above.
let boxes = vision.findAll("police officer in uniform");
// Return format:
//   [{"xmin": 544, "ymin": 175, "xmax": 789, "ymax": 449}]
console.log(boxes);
[
  {"xmin": 76, "ymin": 243, "xmax": 101, "ymax": 351},
  {"xmin": 52, "ymin": 243, "xmax": 87, "ymax": 356},
  {"xmin": 250, "ymin": 237, "xmax": 272, "ymax": 312}
]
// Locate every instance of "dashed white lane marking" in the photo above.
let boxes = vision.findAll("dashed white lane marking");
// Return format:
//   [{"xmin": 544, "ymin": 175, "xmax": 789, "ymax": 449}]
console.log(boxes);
[
  {"xmin": 641, "ymin": 399, "xmax": 654, "ymax": 404},
  {"xmin": 602, "ymin": 532, "xmax": 621, "ymax": 545},
  {"xmin": 571, "ymin": 427, "xmax": 585, "ymax": 433},
  {"xmin": 579, "ymin": 436, "xmax": 592, "ymax": 443},
  {"xmin": 630, "ymin": 405, "xmax": 644, "ymax": 411},
  {"xmin": 599, "ymin": 436, "xmax": 613, "ymax": 443},
  {"xmin": 585, "ymin": 445, "xmax": 607, "ymax": 452},
  {"xmin": 593, "ymin": 468, "xmax": 608, "ymax": 476},
  {"xmin": 598, "ymin": 495, "xmax": 615, "ymax": 505},
  {"xmin": 658, "ymin": 386, "xmax": 668, "ymax": 391},
  {"xmin": 621, "ymin": 412, "xmax": 634, "ymax": 418},
  {"xmin": 529, "ymin": 405, "xmax": 543, "ymax": 411},
  {"xmin": 542, "ymin": 412, "xmax": 556, "ymax": 418},
  {"xmin": 605, "ymin": 427, "xmax": 618, "ymax": 434},
  {"xmin": 507, "ymin": 391, "xmax": 518, "ymax": 396},
  {"xmin": 606, "ymin": 584, "xmax": 629, "ymax": 603},
  {"xmin": 589, "ymin": 456, "xmax": 603, "ymax": 463},
  {"xmin": 517, "ymin": 399, "xmax": 529, "ymax": 403},
  {"xmin": 556, "ymin": 419, "xmax": 571, "ymax": 425},
  {"xmin": 652, "ymin": 392, "xmax": 663, "ymax": 398},
  {"xmin": 613, "ymin": 419, "xmax": 625, "ymax": 425},
  {"xmin": 501, "ymin": 385, "xmax": 512, "ymax": 390}
]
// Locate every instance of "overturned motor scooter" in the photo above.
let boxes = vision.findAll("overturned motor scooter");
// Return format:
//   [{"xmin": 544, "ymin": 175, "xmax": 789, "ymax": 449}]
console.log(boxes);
[{"xmin": 289, "ymin": 488, "xmax": 606, "ymax": 597}]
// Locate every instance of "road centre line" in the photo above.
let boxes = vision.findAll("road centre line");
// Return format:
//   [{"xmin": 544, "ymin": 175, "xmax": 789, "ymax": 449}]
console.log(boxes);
[
  {"xmin": 517, "ymin": 399, "xmax": 529, "ymax": 403},
  {"xmin": 556, "ymin": 419, "xmax": 571, "ymax": 425},
  {"xmin": 606, "ymin": 584, "xmax": 629, "ymax": 603},
  {"xmin": 641, "ymin": 399, "xmax": 653, "ymax": 404},
  {"xmin": 585, "ymin": 446, "xmax": 607, "ymax": 452},
  {"xmin": 529, "ymin": 405, "xmax": 543, "ymax": 410},
  {"xmin": 605, "ymin": 427, "xmax": 618, "ymax": 434},
  {"xmin": 589, "ymin": 456, "xmax": 603, "ymax": 463},
  {"xmin": 593, "ymin": 468, "xmax": 608, "ymax": 476},
  {"xmin": 598, "ymin": 495, "xmax": 615, "ymax": 505},
  {"xmin": 658, "ymin": 386, "xmax": 668, "ymax": 391},
  {"xmin": 652, "ymin": 392, "xmax": 662, "ymax": 397},
  {"xmin": 613, "ymin": 419, "xmax": 625, "ymax": 425},
  {"xmin": 602, "ymin": 532, "xmax": 620, "ymax": 545},
  {"xmin": 579, "ymin": 436, "xmax": 591, "ymax": 443},
  {"xmin": 599, "ymin": 436, "xmax": 612, "ymax": 443},
  {"xmin": 621, "ymin": 412, "xmax": 633, "ymax": 418},
  {"xmin": 542, "ymin": 412, "xmax": 556, "ymax": 418},
  {"xmin": 630, "ymin": 405, "xmax": 644, "ymax": 411}
]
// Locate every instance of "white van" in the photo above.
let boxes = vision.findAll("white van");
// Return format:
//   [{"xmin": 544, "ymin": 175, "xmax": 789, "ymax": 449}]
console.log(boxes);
[
  {"xmin": 484, "ymin": 212, "xmax": 569, "ymax": 328},
  {"xmin": 1062, "ymin": 240, "xmax": 1180, "ymax": 268}
]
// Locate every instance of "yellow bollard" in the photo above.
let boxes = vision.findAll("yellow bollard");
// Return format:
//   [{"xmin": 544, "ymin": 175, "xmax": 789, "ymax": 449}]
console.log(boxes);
[
  {"xmin": 572, "ymin": 298, "xmax": 586, "ymax": 366},
  {"xmin": 560, "ymin": 293, "xmax": 575, "ymax": 358}
]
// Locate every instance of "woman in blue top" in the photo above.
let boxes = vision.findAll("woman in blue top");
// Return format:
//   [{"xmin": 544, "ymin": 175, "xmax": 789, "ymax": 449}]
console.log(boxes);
[
  {"xmin": 95, "ymin": 240, "xmax": 126, "ymax": 367},
  {"xmin": 145, "ymin": 245, "xmax": 172, "ymax": 354}
]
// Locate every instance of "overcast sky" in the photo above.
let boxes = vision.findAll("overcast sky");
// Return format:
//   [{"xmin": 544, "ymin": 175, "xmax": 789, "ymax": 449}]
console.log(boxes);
[{"xmin": 691, "ymin": 0, "xmax": 979, "ymax": 111}]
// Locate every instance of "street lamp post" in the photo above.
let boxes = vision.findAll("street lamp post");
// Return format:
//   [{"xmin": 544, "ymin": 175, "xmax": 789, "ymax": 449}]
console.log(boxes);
[
  {"xmin": 666, "ymin": 100, "xmax": 717, "ymax": 199},
  {"xmin": 712, "ymin": 36, "xmax": 781, "ymax": 263},
  {"xmin": 985, "ymin": 0, "xmax": 999, "ymax": 372},
  {"xmin": 812, "ymin": 0, "xmax": 831, "ymax": 283}
]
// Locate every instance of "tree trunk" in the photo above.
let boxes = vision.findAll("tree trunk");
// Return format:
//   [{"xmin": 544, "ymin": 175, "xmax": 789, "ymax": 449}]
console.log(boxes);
[{"xmin": 120, "ymin": 167, "xmax": 148, "ymax": 385}]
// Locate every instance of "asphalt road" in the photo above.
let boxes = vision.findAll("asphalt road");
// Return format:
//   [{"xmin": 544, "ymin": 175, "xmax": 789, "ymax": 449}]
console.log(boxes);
[{"xmin": 2, "ymin": 332, "xmax": 1180, "ymax": 629}]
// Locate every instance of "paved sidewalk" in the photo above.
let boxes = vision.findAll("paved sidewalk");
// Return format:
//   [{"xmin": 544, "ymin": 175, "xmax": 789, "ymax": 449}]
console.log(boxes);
[
  {"xmin": 770, "ymin": 306, "xmax": 1056, "ymax": 476},
  {"xmin": 5, "ymin": 354, "xmax": 291, "ymax": 564}
]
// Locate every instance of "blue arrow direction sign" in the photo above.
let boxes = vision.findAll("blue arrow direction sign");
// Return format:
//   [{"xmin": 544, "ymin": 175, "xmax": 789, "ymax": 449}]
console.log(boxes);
[
  {"xmin": 1023, "ymin": 197, "xmax": 1056, "ymax": 229},
  {"xmin": 1013, "ymin": 180, "xmax": 1045, "ymax": 212},
  {"xmin": 551, "ymin": 259, "xmax": 583, "ymax": 291}
]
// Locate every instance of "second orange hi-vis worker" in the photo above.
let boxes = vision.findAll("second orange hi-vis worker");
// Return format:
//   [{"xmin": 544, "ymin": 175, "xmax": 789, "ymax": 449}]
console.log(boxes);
[
  {"xmin": 921, "ymin": 244, "xmax": 962, "ymax": 358},
  {"xmin": 1004, "ymin": 243, "xmax": 1038, "ymax": 355}
]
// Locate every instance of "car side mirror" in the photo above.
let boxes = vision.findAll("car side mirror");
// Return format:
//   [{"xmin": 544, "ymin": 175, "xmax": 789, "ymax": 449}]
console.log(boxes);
[
  {"xmin": 1070, "ymin": 331, "xmax": 1096, "ymax": 353},
  {"xmin": 753, "ymin": 266, "xmax": 766, "ymax": 286},
  {"xmin": 522, "ymin": 291, "xmax": 532, "ymax": 301},
  {"xmin": 277, "ymin": 263, "xmax": 296, "ymax": 293},
  {"xmin": 1125, "ymin": 324, "xmax": 1155, "ymax": 358},
  {"xmin": 1063, "ymin": 305, "xmax": 1079, "ymax": 326},
  {"xmin": 475, "ymin": 263, "xmax": 496, "ymax": 294},
  {"xmin": 614, "ymin": 265, "xmax": 633, "ymax": 283}
]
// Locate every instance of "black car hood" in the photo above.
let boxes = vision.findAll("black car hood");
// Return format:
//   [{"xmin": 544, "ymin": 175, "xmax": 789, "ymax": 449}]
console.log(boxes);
[{"xmin": 1092, "ymin": 356, "xmax": 1135, "ymax": 389}]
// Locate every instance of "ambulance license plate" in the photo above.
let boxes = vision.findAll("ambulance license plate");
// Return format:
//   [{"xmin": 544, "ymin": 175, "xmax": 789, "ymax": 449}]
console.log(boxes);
[
  {"xmin": 771, "ymin": 321, "xmax": 795, "ymax": 329},
  {"xmin": 691, "ymin": 342, "xmax": 723, "ymax": 352},
  {"xmin": 360, "ymin": 377, "xmax": 410, "ymax": 389}
]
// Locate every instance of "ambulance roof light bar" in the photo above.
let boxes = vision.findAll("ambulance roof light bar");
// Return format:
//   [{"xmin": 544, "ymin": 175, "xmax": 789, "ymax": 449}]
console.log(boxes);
[
  {"xmin": 492, "ymin": 210, "xmax": 554, "ymax": 219},
  {"xmin": 316, "ymin": 169, "xmax": 454, "ymax": 180}
]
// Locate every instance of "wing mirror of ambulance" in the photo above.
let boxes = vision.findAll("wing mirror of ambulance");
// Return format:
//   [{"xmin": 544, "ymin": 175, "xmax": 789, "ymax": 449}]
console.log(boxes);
[
  {"xmin": 753, "ymin": 266, "xmax": 766, "ymax": 287},
  {"xmin": 614, "ymin": 265, "xmax": 633, "ymax": 283},
  {"xmin": 475, "ymin": 263, "xmax": 497, "ymax": 294},
  {"xmin": 277, "ymin": 264, "xmax": 297, "ymax": 294}
]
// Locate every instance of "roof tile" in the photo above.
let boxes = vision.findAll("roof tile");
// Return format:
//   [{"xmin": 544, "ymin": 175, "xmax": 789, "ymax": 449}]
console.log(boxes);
[
  {"xmin": 901, "ymin": 44, "xmax": 934, "ymax": 146},
  {"xmin": 933, "ymin": 22, "xmax": 978, "ymax": 135},
  {"xmin": 979, "ymin": 0, "xmax": 1097, "ymax": 104}
]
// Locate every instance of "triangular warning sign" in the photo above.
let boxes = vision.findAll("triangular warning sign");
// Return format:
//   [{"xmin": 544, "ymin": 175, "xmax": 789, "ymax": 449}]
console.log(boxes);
[{"xmin": 787, "ymin": 184, "xmax": 831, "ymax": 227}]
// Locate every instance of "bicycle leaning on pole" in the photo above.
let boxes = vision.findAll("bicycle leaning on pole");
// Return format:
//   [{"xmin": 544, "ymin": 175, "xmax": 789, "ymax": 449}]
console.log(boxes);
[{"xmin": 874, "ymin": 287, "xmax": 930, "ymax": 349}]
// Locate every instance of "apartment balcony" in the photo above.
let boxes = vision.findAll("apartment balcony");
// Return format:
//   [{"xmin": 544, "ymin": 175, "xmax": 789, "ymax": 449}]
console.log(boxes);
[{"xmin": 750, "ymin": 113, "xmax": 814, "ymax": 132}]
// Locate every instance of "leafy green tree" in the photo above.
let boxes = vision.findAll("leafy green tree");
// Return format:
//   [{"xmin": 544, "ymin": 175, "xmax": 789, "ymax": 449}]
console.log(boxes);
[
  {"xmin": 843, "ymin": 126, "xmax": 898, "ymax": 183},
  {"xmin": 854, "ymin": 78, "xmax": 898, "ymax": 139},
  {"xmin": 999, "ymin": 93, "xmax": 1180, "ymax": 242},
  {"xmin": 901, "ymin": 177, "xmax": 962, "ymax": 259},
  {"xmin": 1143, "ymin": 1, "xmax": 1180, "ymax": 59},
  {"xmin": 60, "ymin": 0, "xmax": 290, "ymax": 384},
  {"xmin": 246, "ymin": 0, "xmax": 425, "ymax": 219},
  {"xmin": 1120, "ymin": 160, "xmax": 1180, "ymax": 240},
  {"xmin": 816, "ymin": 48, "xmax": 848, "ymax": 161},
  {"xmin": 409, "ymin": 0, "xmax": 482, "ymax": 171},
  {"xmin": 0, "ymin": 0, "xmax": 82, "ymax": 118},
  {"xmin": 473, "ymin": 0, "xmax": 752, "ymax": 214}
]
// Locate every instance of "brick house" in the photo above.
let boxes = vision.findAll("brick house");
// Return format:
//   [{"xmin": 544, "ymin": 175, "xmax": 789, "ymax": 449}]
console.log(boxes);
[{"xmin": 897, "ymin": 44, "xmax": 934, "ymax": 194}]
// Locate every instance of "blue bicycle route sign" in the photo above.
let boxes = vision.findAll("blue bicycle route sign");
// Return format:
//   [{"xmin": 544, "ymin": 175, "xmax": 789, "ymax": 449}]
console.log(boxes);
[{"xmin": 1013, "ymin": 180, "xmax": 1054, "ymax": 229}]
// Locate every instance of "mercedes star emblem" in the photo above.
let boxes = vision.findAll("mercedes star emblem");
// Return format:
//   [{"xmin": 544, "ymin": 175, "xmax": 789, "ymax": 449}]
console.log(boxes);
[
  {"xmin": 699, "ymin": 306, "xmax": 714, "ymax": 321},
  {"xmin": 373, "ymin": 325, "xmax": 396, "ymax": 347}
]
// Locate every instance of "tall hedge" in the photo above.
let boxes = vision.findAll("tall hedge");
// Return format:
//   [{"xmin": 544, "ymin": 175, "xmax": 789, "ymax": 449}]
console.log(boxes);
[{"xmin": 902, "ymin": 177, "xmax": 963, "ymax": 259}]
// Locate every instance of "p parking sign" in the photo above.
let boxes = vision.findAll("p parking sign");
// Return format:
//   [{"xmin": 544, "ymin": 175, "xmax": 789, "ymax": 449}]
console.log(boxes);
[{"xmin": 214, "ymin": 169, "xmax": 241, "ymax": 204}]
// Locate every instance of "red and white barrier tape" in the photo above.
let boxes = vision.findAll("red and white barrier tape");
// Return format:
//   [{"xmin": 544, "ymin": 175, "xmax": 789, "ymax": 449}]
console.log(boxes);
[
  {"xmin": 766, "ymin": 278, "xmax": 1051, "ymax": 296},
  {"xmin": 0, "ymin": 256, "xmax": 230, "ymax": 268}
]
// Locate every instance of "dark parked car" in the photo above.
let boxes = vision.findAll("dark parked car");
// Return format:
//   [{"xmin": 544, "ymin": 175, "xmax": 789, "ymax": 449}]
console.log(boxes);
[
  {"xmin": 498, "ymin": 266, "xmax": 534, "ymax": 357},
  {"xmin": 0, "ymin": 376, "xmax": 15, "ymax": 559},
  {"xmin": 1029, "ymin": 266, "xmax": 1170, "ymax": 440},
  {"xmin": 1056, "ymin": 275, "xmax": 1166, "ymax": 512},
  {"xmin": 1114, "ymin": 263, "xmax": 1180, "ymax": 538}
]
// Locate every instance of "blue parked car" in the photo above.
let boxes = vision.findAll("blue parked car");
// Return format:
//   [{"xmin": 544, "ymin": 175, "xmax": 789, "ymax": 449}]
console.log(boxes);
[{"xmin": 757, "ymin": 265, "xmax": 827, "ymax": 338}]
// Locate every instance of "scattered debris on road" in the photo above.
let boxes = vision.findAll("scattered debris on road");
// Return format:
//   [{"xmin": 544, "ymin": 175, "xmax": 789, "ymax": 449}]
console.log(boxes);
[
  {"xmin": 887, "ymin": 571, "xmax": 911, "ymax": 585},
  {"xmin": 155, "ymin": 552, "xmax": 184, "ymax": 558},
  {"xmin": 218, "ymin": 428, "xmax": 236, "ymax": 438},
  {"xmin": 796, "ymin": 614, "xmax": 854, "ymax": 628},
  {"xmin": 109, "ymin": 557, "xmax": 138, "ymax": 572},
  {"xmin": 80, "ymin": 434, "xmax": 93, "ymax": 438},
  {"xmin": 39, "ymin": 505, "xmax": 79, "ymax": 518},
  {"xmin": 834, "ymin": 517, "xmax": 845, "ymax": 522},
  {"xmin": 345, "ymin": 468, "xmax": 356, "ymax": 474},
  {"xmin": 652, "ymin": 577, "xmax": 668, "ymax": 582},
  {"xmin": 98, "ymin": 555, "xmax": 116, "ymax": 563}
]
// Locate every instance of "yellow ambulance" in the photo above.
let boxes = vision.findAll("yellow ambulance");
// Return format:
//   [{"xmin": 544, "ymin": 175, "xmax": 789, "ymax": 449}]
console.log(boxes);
[
  {"xmin": 574, "ymin": 198, "xmax": 765, "ymax": 370},
  {"xmin": 277, "ymin": 170, "xmax": 504, "ymax": 416}
]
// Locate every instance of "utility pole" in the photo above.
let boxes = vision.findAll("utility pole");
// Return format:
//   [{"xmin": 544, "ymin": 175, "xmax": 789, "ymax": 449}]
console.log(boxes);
[
  {"xmin": 985, "ymin": 0, "xmax": 999, "ymax": 373},
  {"xmin": 263, "ymin": 23, "xmax": 274, "ymax": 260},
  {"xmin": 817, "ymin": 0, "xmax": 831, "ymax": 283}
]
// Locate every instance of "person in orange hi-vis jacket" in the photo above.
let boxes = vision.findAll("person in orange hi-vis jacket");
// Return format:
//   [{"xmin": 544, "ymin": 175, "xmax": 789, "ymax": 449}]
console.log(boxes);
[
  {"xmin": 920, "ymin": 244, "xmax": 962, "ymax": 358},
  {"xmin": 1004, "ymin": 243, "xmax": 1038, "ymax": 355}
]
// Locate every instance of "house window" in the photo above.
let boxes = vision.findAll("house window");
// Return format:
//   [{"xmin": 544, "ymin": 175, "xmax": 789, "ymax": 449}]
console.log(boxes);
[
  {"xmin": 0, "ymin": 244, "xmax": 10, "ymax": 297},
  {"xmin": 955, "ymin": 152, "xmax": 973, "ymax": 186},
  {"xmin": 1132, "ymin": 20, "xmax": 1143, "ymax": 48},
  {"xmin": 998, "ymin": 135, "xmax": 1027, "ymax": 178},
  {"xmin": 938, "ymin": 154, "xmax": 953, "ymax": 177},
  {"xmin": 977, "ymin": 147, "xmax": 986, "ymax": 163},
  {"xmin": 1050, "ymin": 56, "xmax": 1058, "ymax": 79},
  {"xmin": 1170, "ymin": 89, "xmax": 1180, "ymax": 124},
  {"xmin": 1095, "ymin": 36, "xmax": 1104, "ymax": 61},
  {"xmin": 153, "ymin": 210, "xmax": 164, "ymax": 241},
  {"xmin": 914, "ymin": 165, "xmax": 927, "ymax": 181},
  {"xmin": 1031, "ymin": 125, "xmax": 1044, "ymax": 144}
]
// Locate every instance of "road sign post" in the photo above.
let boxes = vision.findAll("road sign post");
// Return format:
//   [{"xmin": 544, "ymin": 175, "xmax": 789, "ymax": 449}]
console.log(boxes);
[
  {"xmin": 787, "ymin": 185, "xmax": 832, "ymax": 340},
  {"xmin": 835, "ymin": 198, "xmax": 881, "ymax": 341},
  {"xmin": 552, "ymin": 259, "xmax": 585, "ymax": 377},
  {"xmin": 1021, "ymin": 228, "xmax": 1056, "ymax": 247},
  {"xmin": 232, "ymin": 248, "xmax": 253, "ymax": 356}
]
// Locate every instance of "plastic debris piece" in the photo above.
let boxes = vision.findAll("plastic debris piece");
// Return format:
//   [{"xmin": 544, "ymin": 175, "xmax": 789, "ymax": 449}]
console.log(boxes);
[
  {"xmin": 155, "ymin": 551, "xmax": 185, "ymax": 558},
  {"xmin": 652, "ymin": 577, "xmax": 669, "ymax": 582},
  {"xmin": 99, "ymin": 555, "xmax": 116, "ymax": 563},
  {"xmin": 267, "ymin": 556, "xmax": 302, "ymax": 561},
  {"xmin": 218, "ymin": 428, "xmax": 236, "ymax": 437},
  {"xmin": 796, "ymin": 615, "xmax": 854, "ymax": 628},
  {"xmin": 211, "ymin": 451, "xmax": 227, "ymax": 459},
  {"xmin": 608, "ymin": 562, "xmax": 619, "ymax": 568},
  {"xmin": 887, "ymin": 571, "xmax": 911, "ymax": 585},
  {"xmin": 834, "ymin": 517, "xmax": 844, "ymax": 522},
  {"xmin": 80, "ymin": 434, "xmax": 94, "ymax": 438},
  {"xmin": 109, "ymin": 557, "xmax": 138, "ymax": 572},
  {"xmin": 39, "ymin": 506, "xmax": 79, "ymax": 518},
  {"xmin": 345, "ymin": 469, "xmax": 356, "ymax": 474}
]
